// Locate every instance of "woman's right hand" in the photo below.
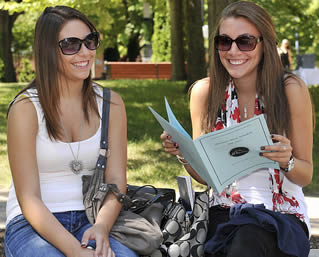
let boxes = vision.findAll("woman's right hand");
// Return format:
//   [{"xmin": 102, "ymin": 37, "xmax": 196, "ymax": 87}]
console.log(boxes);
[{"xmin": 160, "ymin": 131, "xmax": 181, "ymax": 156}]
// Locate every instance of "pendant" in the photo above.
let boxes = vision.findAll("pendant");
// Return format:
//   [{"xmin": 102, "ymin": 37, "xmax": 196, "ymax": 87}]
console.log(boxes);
[{"xmin": 70, "ymin": 160, "xmax": 83, "ymax": 175}]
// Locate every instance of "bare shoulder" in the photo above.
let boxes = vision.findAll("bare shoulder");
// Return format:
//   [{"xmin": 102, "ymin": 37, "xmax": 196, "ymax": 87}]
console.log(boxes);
[
  {"xmin": 284, "ymin": 75, "xmax": 311, "ymax": 101},
  {"xmin": 110, "ymin": 89, "xmax": 125, "ymax": 106},
  {"xmin": 109, "ymin": 90, "xmax": 126, "ymax": 120},
  {"xmin": 190, "ymin": 77, "xmax": 210, "ymax": 101},
  {"xmin": 8, "ymin": 97, "xmax": 37, "ymax": 124},
  {"xmin": 7, "ymin": 96, "xmax": 38, "ymax": 143}
]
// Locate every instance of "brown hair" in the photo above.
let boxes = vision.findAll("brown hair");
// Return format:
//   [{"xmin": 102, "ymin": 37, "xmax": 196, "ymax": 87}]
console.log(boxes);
[
  {"xmin": 204, "ymin": 1, "xmax": 292, "ymax": 136},
  {"xmin": 8, "ymin": 6, "xmax": 99, "ymax": 140}
]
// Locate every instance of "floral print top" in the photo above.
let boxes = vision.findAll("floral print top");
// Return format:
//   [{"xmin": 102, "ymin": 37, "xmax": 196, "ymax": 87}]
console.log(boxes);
[{"xmin": 209, "ymin": 79, "xmax": 310, "ymax": 233}]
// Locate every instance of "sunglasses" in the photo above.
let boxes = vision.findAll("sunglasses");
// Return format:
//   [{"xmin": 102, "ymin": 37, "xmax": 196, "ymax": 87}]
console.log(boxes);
[
  {"xmin": 214, "ymin": 34, "xmax": 263, "ymax": 51},
  {"xmin": 58, "ymin": 32, "xmax": 100, "ymax": 55}
]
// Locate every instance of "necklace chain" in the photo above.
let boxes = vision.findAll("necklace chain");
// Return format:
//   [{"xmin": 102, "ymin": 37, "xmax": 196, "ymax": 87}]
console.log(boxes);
[
  {"xmin": 243, "ymin": 104, "xmax": 248, "ymax": 119},
  {"xmin": 60, "ymin": 111, "xmax": 84, "ymax": 174}
]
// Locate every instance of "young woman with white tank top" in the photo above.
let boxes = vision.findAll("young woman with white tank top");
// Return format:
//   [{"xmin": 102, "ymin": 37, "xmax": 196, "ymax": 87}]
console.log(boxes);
[{"xmin": 5, "ymin": 6, "xmax": 137, "ymax": 257}]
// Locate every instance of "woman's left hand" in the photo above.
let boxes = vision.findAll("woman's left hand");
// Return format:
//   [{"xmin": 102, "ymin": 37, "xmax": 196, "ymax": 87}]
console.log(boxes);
[
  {"xmin": 81, "ymin": 224, "xmax": 115, "ymax": 257},
  {"xmin": 260, "ymin": 134, "xmax": 292, "ymax": 170}
]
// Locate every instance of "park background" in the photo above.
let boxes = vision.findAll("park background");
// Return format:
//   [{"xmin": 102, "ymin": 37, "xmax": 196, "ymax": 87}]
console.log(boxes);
[{"xmin": 0, "ymin": 0, "xmax": 318, "ymax": 195}]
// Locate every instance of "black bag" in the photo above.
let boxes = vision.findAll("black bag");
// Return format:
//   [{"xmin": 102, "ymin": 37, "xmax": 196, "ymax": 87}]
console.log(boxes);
[
  {"xmin": 125, "ymin": 184, "xmax": 176, "ymax": 215},
  {"xmin": 150, "ymin": 188, "xmax": 210, "ymax": 257}
]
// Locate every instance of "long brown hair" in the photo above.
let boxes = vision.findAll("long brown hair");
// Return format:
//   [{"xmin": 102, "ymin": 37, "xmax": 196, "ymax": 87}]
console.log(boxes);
[
  {"xmin": 204, "ymin": 1, "xmax": 291, "ymax": 136},
  {"xmin": 8, "ymin": 6, "xmax": 99, "ymax": 140}
]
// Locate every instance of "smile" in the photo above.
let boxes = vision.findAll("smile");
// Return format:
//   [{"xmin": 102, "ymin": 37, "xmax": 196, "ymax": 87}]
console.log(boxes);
[
  {"xmin": 72, "ymin": 61, "xmax": 89, "ymax": 67},
  {"xmin": 229, "ymin": 59, "xmax": 246, "ymax": 65}
]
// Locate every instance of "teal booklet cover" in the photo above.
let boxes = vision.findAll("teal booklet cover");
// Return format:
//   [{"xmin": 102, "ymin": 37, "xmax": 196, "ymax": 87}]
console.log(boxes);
[{"xmin": 149, "ymin": 98, "xmax": 279, "ymax": 193}]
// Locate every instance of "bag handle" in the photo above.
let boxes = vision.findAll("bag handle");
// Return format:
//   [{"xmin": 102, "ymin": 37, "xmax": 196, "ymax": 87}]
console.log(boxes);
[
  {"xmin": 101, "ymin": 87, "xmax": 110, "ymax": 150},
  {"xmin": 95, "ymin": 88, "xmax": 111, "ymax": 170}
]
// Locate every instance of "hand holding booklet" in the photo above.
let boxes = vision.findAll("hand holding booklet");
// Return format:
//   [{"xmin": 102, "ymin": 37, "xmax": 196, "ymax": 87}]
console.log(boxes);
[{"xmin": 149, "ymin": 98, "xmax": 279, "ymax": 193}]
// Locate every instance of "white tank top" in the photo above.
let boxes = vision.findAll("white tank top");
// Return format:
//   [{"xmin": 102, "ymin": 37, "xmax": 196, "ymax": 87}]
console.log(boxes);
[{"xmin": 6, "ymin": 86, "xmax": 103, "ymax": 225}]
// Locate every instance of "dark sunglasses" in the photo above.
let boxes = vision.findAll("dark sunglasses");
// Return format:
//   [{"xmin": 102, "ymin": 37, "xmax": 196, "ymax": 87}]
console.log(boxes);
[
  {"xmin": 214, "ymin": 34, "xmax": 263, "ymax": 51},
  {"xmin": 58, "ymin": 32, "xmax": 100, "ymax": 55}
]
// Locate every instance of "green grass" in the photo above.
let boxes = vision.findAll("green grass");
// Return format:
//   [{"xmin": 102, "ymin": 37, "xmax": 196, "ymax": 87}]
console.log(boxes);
[{"xmin": 0, "ymin": 80, "xmax": 318, "ymax": 194}]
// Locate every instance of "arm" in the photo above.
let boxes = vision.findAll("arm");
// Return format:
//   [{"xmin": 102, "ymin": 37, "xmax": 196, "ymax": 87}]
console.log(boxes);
[
  {"xmin": 261, "ymin": 78, "xmax": 313, "ymax": 186},
  {"xmin": 160, "ymin": 78, "xmax": 210, "ymax": 185},
  {"xmin": 7, "ymin": 99, "xmax": 92, "ymax": 257},
  {"xmin": 82, "ymin": 90, "xmax": 127, "ymax": 256}
]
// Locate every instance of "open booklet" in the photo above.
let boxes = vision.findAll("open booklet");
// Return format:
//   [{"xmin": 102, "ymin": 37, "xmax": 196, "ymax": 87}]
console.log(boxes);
[{"xmin": 149, "ymin": 98, "xmax": 279, "ymax": 193}]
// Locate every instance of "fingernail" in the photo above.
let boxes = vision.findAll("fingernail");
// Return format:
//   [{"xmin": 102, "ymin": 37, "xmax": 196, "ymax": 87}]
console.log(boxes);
[
  {"xmin": 259, "ymin": 152, "xmax": 263, "ymax": 156},
  {"xmin": 176, "ymin": 146, "xmax": 179, "ymax": 149},
  {"xmin": 271, "ymin": 134, "xmax": 274, "ymax": 138},
  {"xmin": 81, "ymin": 242, "xmax": 87, "ymax": 247},
  {"xmin": 260, "ymin": 146, "xmax": 265, "ymax": 150}
]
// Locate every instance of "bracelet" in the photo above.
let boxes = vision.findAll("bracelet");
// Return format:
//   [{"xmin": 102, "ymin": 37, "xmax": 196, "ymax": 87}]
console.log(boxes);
[{"xmin": 176, "ymin": 155, "xmax": 189, "ymax": 165}]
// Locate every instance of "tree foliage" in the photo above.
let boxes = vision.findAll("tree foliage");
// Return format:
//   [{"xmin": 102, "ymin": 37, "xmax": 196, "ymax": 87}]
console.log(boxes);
[
  {"xmin": 151, "ymin": 0, "xmax": 170, "ymax": 62},
  {"xmin": 252, "ymin": 0, "xmax": 319, "ymax": 65},
  {"xmin": 1, "ymin": 0, "xmax": 319, "ymax": 82}
]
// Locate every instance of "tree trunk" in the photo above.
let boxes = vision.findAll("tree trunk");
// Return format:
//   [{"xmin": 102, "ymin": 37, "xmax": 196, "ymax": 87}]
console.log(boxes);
[
  {"xmin": 207, "ymin": 0, "xmax": 238, "ymax": 58},
  {"xmin": 127, "ymin": 33, "xmax": 140, "ymax": 61},
  {"xmin": 0, "ymin": 9, "xmax": 19, "ymax": 82},
  {"xmin": 169, "ymin": 0, "xmax": 186, "ymax": 81},
  {"xmin": 184, "ymin": 0, "xmax": 207, "ymax": 91}
]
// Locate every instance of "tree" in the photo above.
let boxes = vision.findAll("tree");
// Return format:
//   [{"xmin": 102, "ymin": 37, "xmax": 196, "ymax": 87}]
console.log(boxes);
[
  {"xmin": 152, "ymin": 0, "xmax": 171, "ymax": 62},
  {"xmin": 184, "ymin": 0, "xmax": 207, "ymax": 90},
  {"xmin": 169, "ymin": 0, "xmax": 186, "ymax": 80},
  {"xmin": 207, "ymin": 0, "xmax": 238, "ymax": 58},
  {"xmin": 0, "ymin": 0, "xmax": 23, "ymax": 82},
  {"xmin": 252, "ymin": 0, "xmax": 319, "ymax": 66}
]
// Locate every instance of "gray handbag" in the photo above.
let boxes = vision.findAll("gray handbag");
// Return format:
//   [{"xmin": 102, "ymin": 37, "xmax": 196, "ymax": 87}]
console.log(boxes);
[{"xmin": 82, "ymin": 87, "xmax": 129, "ymax": 224}]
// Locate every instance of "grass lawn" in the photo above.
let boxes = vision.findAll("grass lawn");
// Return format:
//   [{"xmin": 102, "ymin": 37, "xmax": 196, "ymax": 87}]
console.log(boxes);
[{"xmin": 0, "ymin": 80, "xmax": 318, "ymax": 195}]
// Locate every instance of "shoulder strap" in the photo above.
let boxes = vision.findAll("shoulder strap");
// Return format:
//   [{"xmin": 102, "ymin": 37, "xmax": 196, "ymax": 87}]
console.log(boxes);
[
  {"xmin": 96, "ymin": 87, "xmax": 110, "ymax": 170},
  {"xmin": 101, "ymin": 87, "xmax": 110, "ymax": 150}
]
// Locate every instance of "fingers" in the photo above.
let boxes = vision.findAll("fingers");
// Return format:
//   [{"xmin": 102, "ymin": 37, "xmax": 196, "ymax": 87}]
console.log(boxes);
[
  {"xmin": 107, "ymin": 247, "xmax": 115, "ymax": 257},
  {"xmin": 260, "ymin": 134, "xmax": 292, "ymax": 168},
  {"xmin": 81, "ymin": 230, "xmax": 91, "ymax": 248},
  {"xmin": 94, "ymin": 236, "xmax": 107, "ymax": 257},
  {"xmin": 160, "ymin": 131, "xmax": 181, "ymax": 156}
]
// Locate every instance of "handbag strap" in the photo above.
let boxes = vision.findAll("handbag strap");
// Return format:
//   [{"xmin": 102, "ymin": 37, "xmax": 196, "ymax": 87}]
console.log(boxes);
[
  {"xmin": 96, "ymin": 87, "xmax": 111, "ymax": 170},
  {"xmin": 96, "ymin": 88, "xmax": 132, "ymax": 206},
  {"xmin": 101, "ymin": 87, "xmax": 110, "ymax": 150}
]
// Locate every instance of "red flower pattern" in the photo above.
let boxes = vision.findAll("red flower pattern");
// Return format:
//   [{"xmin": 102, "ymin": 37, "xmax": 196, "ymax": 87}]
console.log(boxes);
[{"xmin": 210, "ymin": 81, "xmax": 304, "ymax": 223}]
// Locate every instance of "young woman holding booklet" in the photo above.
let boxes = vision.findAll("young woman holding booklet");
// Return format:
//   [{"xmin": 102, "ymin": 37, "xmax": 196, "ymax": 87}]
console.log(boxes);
[{"xmin": 160, "ymin": 1, "xmax": 313, "ymax": 257}]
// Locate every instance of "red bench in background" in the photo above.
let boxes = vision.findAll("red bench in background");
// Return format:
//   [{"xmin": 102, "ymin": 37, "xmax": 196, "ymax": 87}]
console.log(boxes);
[{"xmin": 106, "ymin": 62, "xmax": 172, "ymax": 79}]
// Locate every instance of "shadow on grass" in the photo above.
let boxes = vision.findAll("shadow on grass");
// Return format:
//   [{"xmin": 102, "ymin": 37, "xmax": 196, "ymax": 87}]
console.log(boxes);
[{"xmin": 98, "ymin": 80, "xmax": 191, "ymax": 142}]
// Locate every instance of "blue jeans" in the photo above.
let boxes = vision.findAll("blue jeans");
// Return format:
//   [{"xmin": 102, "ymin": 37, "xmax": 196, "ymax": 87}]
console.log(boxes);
[{"xmin": 4, "ymin": 211, "xmax": 138, "ymax": 257}]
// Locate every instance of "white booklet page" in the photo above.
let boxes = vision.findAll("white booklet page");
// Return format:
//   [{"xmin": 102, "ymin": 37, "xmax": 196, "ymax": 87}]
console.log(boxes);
[{"xmin": 149, "ymin": 98, "xmax": 279, "ymax": 193}]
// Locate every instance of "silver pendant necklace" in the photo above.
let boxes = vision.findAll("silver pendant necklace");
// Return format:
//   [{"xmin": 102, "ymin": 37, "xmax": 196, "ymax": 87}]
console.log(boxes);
[
  {"xmin": 61, "ymin": 112, "xmax": 84, "ymax": 175},
  {"xmin": 243, "ymin": 104, "xmax": 248, "ymax": 119}
]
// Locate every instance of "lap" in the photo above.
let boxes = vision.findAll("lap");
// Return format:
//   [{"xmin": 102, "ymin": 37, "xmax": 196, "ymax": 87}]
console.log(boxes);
[
  {"xmin": 5, "ymin": 215, "xmax": 64, "ymax": 257},
  {"xmin": 5, "ymin": 212, "xmax": 138, "ymax": 257},
  {"xmin": 206, "ymin": 206, "xmax": 301, "ymax": 257}
]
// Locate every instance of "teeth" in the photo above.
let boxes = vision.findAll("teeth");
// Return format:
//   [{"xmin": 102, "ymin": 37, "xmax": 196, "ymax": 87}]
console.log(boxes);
[
  {"xmin": 229, "ymin": 60, "xmax": 245, "ymax": 65},
  {"xmin": 73, "ymin": 61, "xmax": 89, "ymax": 67}
]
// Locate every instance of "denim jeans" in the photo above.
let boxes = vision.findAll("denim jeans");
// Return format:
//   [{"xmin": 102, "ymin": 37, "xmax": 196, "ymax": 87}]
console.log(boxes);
[{"xmin": 4, "ymin": 211, "xmax": 138, "ymax": 257}]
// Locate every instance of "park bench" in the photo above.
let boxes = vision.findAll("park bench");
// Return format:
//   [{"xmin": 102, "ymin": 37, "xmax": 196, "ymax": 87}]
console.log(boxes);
[{"xmin": 105, "ymin": 62, "xmax": 172, "ymax": 80}]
